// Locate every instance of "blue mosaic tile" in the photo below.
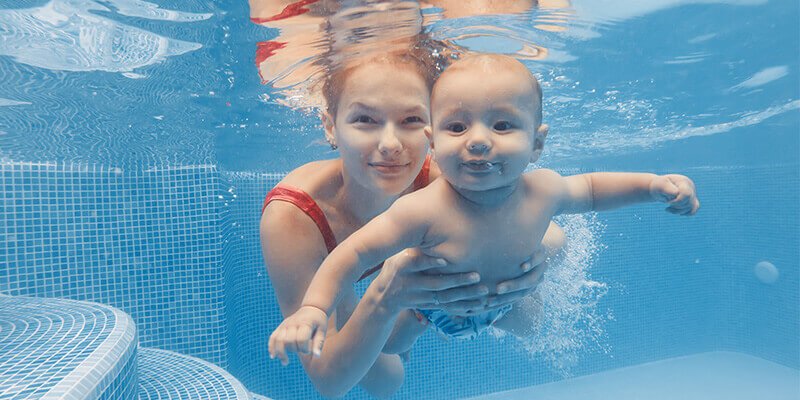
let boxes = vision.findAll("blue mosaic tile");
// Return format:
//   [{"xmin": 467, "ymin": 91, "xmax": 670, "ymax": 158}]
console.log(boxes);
[
  {"xmin": 137, "ymin": 348, "xmax": 250, "ymax": 400},
  {"xmin": 0, "ymin": 294, "xmax": 137, "ymax": 400},
  {"xmin": 0, "ymin": 161, "xmax": 228, "ymax": 367}
]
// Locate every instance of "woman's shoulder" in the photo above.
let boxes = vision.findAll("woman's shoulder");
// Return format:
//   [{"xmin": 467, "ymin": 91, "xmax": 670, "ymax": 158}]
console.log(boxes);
[
  {"xmin": 261, "ymin": 162, "xmax": 332, "ymax": 256},
  {"xmin": 261, "ymin": 161, "xmax": 336, "ymax": 277},
  {"xmin": 278, "ymin": 159, "xmax": 342, "ymax": 196},
  {"xmin": 261, "ymin": 159, "xmax": 341, "ymax": 231}
]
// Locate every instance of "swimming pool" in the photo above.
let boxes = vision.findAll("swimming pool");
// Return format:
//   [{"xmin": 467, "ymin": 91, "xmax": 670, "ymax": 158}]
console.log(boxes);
[{"xmin": 0, "ymin": 0, "xmax": 798, "ymax": 399}]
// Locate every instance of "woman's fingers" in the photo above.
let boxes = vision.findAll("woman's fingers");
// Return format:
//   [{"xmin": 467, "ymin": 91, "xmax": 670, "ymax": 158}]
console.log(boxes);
[
  {"xmin": 432, "ymin": 298, "xmax": 487, "ymax": 314},
  {"xmin": 433, "ymin": 283, "xmax": 489, "ymax": 303},
  {"xmin": 528, "ymin": 247, "xmax": 547, "ymax": 268},
  {"xmin": 496, "ymin": 261, "xmax": 546, "ymax": 295},
  {"xmin": 416, "ymin": 272, "xmax": 481, "ymax": 291},
  {"xmin": 394, "ymin": 248, "xmax": 448, "ymax": 272},
  {"xmin": 485, "ymin": 290, "xmax": 530, "ymax": 309}
]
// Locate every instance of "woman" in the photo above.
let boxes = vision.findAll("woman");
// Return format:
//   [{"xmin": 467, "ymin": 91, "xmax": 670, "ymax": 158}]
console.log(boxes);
[{"xmin": 259, "ymin": 47, "xmax": 564, "ymax": 398}]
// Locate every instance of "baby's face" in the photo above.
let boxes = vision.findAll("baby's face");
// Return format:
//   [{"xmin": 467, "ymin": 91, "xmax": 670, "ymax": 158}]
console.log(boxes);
[{"xmin": 430, "ymin": 63, "xmax": 542, "ymax": 192}]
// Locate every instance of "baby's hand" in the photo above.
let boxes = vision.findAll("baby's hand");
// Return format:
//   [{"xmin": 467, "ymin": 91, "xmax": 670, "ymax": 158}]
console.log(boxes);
[
  {"xmin": 649, "ymin": 174, "xmax": 700, "ymax": 216},
  {"xmin": 268, "ymin": 305, "xmax": 328, "ymax": 366}
]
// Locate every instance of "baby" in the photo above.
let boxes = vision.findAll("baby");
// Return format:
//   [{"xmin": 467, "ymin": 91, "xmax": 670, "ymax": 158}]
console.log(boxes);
[{"xmin": 269, "ymin": 54, "xmax": 700, "ymax": 358}]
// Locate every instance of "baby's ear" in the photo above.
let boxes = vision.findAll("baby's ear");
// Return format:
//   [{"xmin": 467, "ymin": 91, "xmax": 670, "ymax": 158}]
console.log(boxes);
[
  {"xmin": 537, "ymin": 124, "xmax": 549, "ymax": 139},
  {"xmin": 530, "ymin": 124, "xmax": 548, "ymax": 161},
  {"xmin": 321, "ymin": 111, "xmax": 335, "ymax": 143}
]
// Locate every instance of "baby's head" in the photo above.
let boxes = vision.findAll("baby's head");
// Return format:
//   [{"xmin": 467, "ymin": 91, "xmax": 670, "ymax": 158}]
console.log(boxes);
[{"xmin": 428, "ymin": 54, "xmax": 547, "ymax": 192}]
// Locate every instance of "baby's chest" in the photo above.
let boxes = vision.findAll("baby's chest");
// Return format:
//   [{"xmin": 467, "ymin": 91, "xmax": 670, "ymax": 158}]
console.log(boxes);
[{"xmin": 422, "ymin": 209, "xmax": 549, "ymax": 284}]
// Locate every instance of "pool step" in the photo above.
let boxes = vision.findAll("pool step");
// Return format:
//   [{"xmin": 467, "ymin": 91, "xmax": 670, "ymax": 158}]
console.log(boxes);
[
  {"xmin": 0, "ymin": 295, "xmax": 263, "ymax": 399},
  {"xmin": 0, "ymin": 294, "xmax": 138, "ymax": 399},
  {"xmin": 137, "ymin": 348, "xmax": 251, "ymax": 399}
]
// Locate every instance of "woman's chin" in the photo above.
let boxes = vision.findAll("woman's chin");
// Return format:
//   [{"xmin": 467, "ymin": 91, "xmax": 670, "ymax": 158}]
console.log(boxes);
[{"xmin": 369, "ymin": 173, "xmax": 416, "ymax": 195}]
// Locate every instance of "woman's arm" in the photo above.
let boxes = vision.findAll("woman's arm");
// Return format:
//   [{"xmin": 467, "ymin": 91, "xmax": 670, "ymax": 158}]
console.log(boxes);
[{"xmin": 261, "ymin": 201, "xmax": 406, "ymax": 398}]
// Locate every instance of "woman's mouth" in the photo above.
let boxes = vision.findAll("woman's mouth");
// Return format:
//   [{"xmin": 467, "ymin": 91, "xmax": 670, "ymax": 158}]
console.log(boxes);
[{"xmin": 369, "ymin": 162, "xmax": 410, "ymax": 175}]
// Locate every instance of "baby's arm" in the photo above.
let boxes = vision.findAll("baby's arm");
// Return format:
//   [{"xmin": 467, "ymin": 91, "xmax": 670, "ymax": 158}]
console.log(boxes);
[
  {"xmin": 552, "ymin": 171, "xmax": 699, "ymax": 215},
  {"xmin": 269, "ymin": 195, "xmax": 431, "ymax": 358},
  {"xmin": 302, "ymin": 197, "xmax": 432, "ymax": 315}
]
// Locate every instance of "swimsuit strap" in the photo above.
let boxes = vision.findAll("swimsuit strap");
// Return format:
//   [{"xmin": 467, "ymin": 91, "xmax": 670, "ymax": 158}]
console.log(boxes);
[
  {"xmin": 262, "ymin": 185, "xmax": 337, "ymax": 254},
  {"xmin": 412, "ymin": 154, "xmax": 432, "ymax": 191},
  {"xmin": 262, "ymin": 185, "xmax": 379, "ymax": 281}
]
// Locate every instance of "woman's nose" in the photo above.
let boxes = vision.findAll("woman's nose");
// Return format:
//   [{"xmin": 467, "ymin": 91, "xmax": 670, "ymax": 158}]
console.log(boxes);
[{"xmin": 377, "ymin": 125, "xmax": 403, "ymax": 155}]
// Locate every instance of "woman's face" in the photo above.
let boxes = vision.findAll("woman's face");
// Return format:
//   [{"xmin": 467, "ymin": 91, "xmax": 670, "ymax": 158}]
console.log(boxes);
[{"xmin": 328, "ymin": 62, "xmax": 431, "ymax": 196}]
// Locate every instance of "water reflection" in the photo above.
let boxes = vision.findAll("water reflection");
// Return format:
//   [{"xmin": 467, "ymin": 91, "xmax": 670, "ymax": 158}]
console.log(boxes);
[
  {"xmin": 251, "ymin": 0, "xmax": 573, "ymax": 111},
  {"xmin": 254, "ymin": 0, "xmax": 800, "ymax": 164},
  {"xmin": 0, "ymin": 0, "xmax": 209, "ymax": 73}
]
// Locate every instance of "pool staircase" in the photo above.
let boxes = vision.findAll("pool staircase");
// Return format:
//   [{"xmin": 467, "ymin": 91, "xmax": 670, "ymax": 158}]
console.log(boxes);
[{"xmin": 0, "ymin": 294, "xmax": 269, "ymax": 399}]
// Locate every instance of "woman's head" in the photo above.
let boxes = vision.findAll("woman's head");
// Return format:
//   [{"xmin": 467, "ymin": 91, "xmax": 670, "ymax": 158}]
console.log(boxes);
[{"xmin": 321, "ymin": 48, "xmax": 440, "ymax": 195}]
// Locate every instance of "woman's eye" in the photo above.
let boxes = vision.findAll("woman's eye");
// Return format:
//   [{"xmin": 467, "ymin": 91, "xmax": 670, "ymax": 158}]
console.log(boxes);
[
  {"xmin": 353, "ymin": 115, "xmax": 376, "ymax": 124},
  {"xmin": 494, "ymin": 121, "xmax": 513, "ymax": 131},
  {"xmin": 403, "ymin": 116, "xmax": 424, "ymax": 125},
  {"xmin": 447, "ymin": 122, "xmax": 467, "ymax": 133}
]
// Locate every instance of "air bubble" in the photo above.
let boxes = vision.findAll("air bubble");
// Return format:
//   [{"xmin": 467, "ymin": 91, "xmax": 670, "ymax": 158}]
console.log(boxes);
[
  {"xmin": 514, "ymin": 213, "xmax": 609, "ymax": 376},
  {"xmin": 754, "ymin": 261, "xmax": 779, "ymax": 284}
]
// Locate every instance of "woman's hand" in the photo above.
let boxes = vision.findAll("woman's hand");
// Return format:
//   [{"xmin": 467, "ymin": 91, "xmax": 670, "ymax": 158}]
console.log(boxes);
[
  {"xmin": 373, "ymin": 221, "xmax": 566, "ymax": 340},
  {"xmin": 485, "ymin": 221, "xmax": 566, "ymax": 310},
  {"xmin": 371, "ymin": 248, "xmax": 490, "ymax": 315}
]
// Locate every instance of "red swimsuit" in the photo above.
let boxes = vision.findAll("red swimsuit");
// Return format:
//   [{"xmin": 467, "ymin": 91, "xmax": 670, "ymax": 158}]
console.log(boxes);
[{"xmin": 262, "ymin": 156, "xmax": 432, "ymax": 281}]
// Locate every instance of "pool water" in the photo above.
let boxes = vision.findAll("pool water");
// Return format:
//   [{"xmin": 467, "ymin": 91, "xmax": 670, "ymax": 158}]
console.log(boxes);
[{"xmin": 0, "ymin": 1, "xmax": 798, "ymax": 399}]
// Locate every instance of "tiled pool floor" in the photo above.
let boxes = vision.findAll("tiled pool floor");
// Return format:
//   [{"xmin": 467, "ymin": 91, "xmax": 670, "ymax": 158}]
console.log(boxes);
[{"xmin": 466, "ymin": 352, "xmax": 800, "ymax": 400}]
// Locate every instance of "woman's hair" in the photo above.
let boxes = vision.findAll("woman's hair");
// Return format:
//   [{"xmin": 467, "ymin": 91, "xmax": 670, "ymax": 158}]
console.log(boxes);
[{"xmin": 320, "ymin": 36, "xmax": 455, "ymax": 117}]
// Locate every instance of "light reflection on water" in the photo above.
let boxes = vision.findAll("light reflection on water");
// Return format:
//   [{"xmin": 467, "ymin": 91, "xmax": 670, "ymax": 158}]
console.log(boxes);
[
  {"xmin": 0, "ymin": 1, "xmax": 795, "ymax": 167},
  {"xmin": 0, "ymin": 0, "xmax": 209, "ymax": 72},
  {"xmin": 252, "ymin": 0, "xmax": 798, "ymax": 165}
]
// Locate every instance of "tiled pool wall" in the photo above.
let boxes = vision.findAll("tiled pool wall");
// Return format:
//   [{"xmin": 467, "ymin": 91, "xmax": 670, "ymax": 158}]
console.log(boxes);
[
  {"xmin": 0, "ymin": 162, "xmax": 228, "ymax": 366},
  {"xmin": 1, "ymin": 160, "xmax": 797, "ymax": 400}
]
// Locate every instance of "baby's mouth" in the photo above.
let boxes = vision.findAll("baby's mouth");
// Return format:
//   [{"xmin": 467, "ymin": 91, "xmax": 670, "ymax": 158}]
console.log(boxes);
[{"xmin": 462, "ymin": 160, "xmax": 500, "ymax": 173}]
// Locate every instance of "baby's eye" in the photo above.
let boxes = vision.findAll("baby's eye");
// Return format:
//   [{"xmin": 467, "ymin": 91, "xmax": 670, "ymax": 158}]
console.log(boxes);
[
  {"xmin": 403, "ymin": 116, "xmax": 424, "ymax": 125},
  {"xmin": 446, "ymin": 122, "xmax": 467, "ymax": 133},
  {"xmin": 353, "ymin": 115, "xmax": 377, "ymax": 124},
  {"xmin": 493, "ymin": 121, "xmax": 513, "ymax": 131}
]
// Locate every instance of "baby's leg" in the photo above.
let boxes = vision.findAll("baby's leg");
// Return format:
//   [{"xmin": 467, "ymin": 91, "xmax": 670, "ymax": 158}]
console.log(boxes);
[
  {"xmin": 492, "ymin": 291, "xmax": 543, "ymax": 338},
  {"xmin": 382, "ymin": 309, "xmax": 428, "ymax": 354}
]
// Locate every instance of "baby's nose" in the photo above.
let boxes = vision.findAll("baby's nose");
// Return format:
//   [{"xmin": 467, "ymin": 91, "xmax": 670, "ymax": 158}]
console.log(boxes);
[{"xmin": 466, "ymin": 129, "xmax": 492, "ymax": 153}]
